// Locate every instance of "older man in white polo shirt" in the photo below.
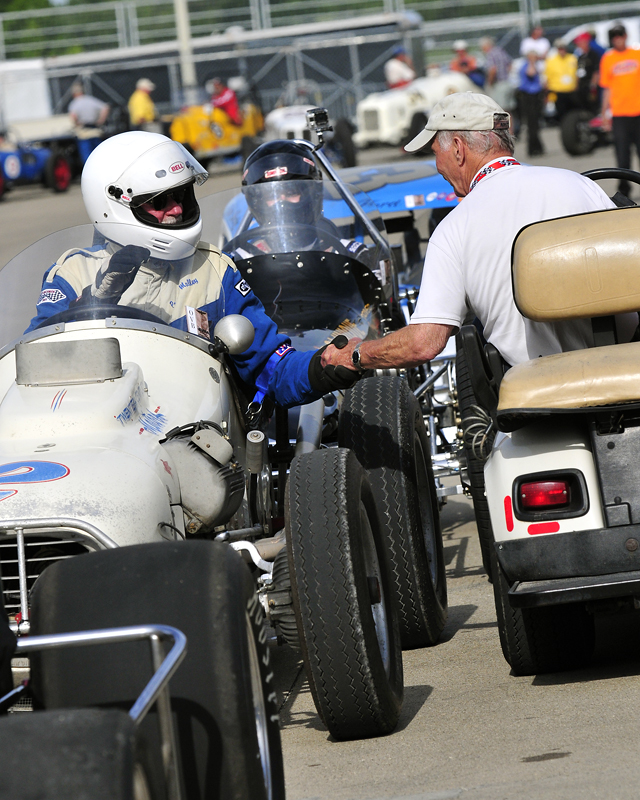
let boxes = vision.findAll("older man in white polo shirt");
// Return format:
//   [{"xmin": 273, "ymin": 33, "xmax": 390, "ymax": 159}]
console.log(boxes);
[{"xmin": 321, "ymin": 92, "xmax": 628, "ymax": 373}]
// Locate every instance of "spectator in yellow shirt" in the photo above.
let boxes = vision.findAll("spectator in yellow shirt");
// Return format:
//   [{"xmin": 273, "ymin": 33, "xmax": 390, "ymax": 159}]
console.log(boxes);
[
  {"xmin": 544, "ymin": 40, "xmax": 578, "ymax": 120},
  {"xmin": 128, "ymin": 78, "xmax": 158, "ymax": 131}
]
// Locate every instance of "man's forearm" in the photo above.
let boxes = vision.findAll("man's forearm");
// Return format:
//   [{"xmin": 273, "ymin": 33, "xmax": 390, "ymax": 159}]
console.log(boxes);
[
  {"xmin": 321, "ymin": 323, "xmax": 453, "ymax": 370},
  {"xmin": 358, "ymin": 323, "xmax": 452, "ymax": 368}
]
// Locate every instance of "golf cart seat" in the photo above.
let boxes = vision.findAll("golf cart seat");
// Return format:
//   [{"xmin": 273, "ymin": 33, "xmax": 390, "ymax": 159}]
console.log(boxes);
[{"xmin": 497, "ymin": 206, "xmax": 640, "ymax": 431}]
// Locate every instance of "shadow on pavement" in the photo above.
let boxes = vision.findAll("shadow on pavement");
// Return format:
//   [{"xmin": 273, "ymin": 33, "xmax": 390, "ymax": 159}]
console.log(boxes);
[
  {"xmin": 532, "ymin": 610, "xmax": 640, "ymax": 687},
  {"xmin": 396, "ymin": 684, "xmax": 434, "ymax": 731}
]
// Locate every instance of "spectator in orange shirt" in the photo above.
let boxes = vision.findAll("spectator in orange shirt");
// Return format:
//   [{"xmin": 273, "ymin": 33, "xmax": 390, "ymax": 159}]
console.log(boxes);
[
  {"xmin": 600, "ymin": 22, "xmax": 640, "ymax": 197},
  {"xmin": 450, "ymin": 41, "xmax": 477, "ymax": 75},
  {"xmin": 450, "ymin": 41, "xmax": 484, "ymax": 87}
]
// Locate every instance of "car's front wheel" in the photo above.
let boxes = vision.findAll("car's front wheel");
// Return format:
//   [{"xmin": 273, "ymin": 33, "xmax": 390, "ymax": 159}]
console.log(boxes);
[
  {"xmin": 286, "ymin": 447, "xmax": 403, "ymax": 740},
  {"xmin": 29, "ymin": 540, "xmax": 285, "ymax": 800}
]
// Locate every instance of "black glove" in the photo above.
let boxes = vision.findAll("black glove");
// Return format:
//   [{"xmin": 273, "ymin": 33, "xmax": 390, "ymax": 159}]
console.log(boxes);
[
  {"xmin": 308, "ymin": 335, "xmax": 361, "ymax": 394},
  {"xmin": 90, "ymin": 245, "xmax": 150, "ymax": 303}
]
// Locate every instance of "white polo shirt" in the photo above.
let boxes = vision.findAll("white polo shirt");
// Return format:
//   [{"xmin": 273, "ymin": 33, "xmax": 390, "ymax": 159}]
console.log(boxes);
[{"xmin": 410, "ymin": 161, "xmax": 621, "ymax": 366}]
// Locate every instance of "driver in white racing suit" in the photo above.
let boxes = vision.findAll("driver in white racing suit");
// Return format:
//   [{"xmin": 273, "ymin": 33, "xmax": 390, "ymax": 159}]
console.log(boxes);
[{"xmin": 26, "ymin": 132, "xmax": 359, "ymax": 405}]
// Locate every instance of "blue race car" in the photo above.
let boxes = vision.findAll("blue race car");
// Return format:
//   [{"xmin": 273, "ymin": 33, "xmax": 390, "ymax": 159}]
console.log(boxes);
[{"xmin": 0, "ymin": 141, "xmax": 73, "ymax": 200}]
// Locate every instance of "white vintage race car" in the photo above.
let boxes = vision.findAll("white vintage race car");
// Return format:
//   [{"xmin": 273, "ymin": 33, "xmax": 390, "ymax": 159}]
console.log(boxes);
[
  {"xmin": 354, "ymin": 71, "xmax": 484, "ymax": 149},
  {"xmin": 0, "ymin": 139, "xmax": 457, "ymax": 796}
]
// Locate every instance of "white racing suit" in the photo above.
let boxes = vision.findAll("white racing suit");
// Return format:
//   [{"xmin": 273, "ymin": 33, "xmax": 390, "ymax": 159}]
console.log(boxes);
[{"xmin": 26, "ymin": 239, "xmax": 320, "ymax": 408}]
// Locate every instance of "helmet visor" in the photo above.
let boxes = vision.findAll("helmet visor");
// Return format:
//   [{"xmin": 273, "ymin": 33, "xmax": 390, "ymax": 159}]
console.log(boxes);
[{"xmin": 107, "ymin": 140, "xmax": 208, "ymax": 209}]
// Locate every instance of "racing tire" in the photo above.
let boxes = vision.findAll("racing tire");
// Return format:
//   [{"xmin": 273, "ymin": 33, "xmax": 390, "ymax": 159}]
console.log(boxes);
[
  {"xmin": 0, "ymin": 708, "xmax": 157, "ymax": 800},
  {"xmin": 404, "ymin": 112, "xmax": 428, "ymax": 151},
  {"xmin": 241, "ymin": 135, "xmax": 261, "ymax": 162},
  {"xmin": 331, "ymin": 118, "xmax": 357, "ymax": 168},
  {"xmin": 44, "ymin": 151, "xmax": 72, "ymax": 192},
  {"xmin": 560, "ymin": 109, "xmax": 598, "ymax": 156},
  {"xmin": 490, "ymin": 548, "xmax": 595, "ymax": 676},
  {"xmin": 29, "ymin": 541, "xmax": 285, "ymax": 800},
  {"xmin": 338, "ymin": 375, "xmax": 447, "ymax": 649},
  {"xmin": 286, "ymin": 447, "xmax": 403, "ymax": 740},
  {"xmin": 455, "ymin": 332, "xmax": 495, "ymax": 580},
  {"xmin": 0, "ymin": 170, "xmax": 5, "ymax": 201}
]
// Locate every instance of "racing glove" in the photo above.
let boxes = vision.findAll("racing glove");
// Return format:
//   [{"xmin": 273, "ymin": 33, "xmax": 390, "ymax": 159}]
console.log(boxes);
[
  {"xmin": 308, "ymin": 335, "xmax": 361, "ymax": 394},
  {"xmin": 78, "ymin": 245, "xmax": 150, "ymax": 305}
]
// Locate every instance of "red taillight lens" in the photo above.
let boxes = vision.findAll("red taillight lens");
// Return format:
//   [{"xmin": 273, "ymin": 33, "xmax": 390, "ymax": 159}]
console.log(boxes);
[{"xmin": 520, "ymin": 480, "xmax": 570, "ymax": 509}]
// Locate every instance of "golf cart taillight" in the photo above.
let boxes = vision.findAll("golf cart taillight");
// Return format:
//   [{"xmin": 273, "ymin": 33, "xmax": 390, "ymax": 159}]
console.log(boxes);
[{"xmin": 520, "ymin": 480, "xmax": 570, "ymax": 510}]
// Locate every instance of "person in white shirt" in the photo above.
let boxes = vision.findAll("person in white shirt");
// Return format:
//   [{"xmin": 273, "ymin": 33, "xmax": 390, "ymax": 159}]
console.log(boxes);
[
  {"xmin": 519, "ymin": 25, "xmax": 551, "ymax": 60},
  {"xmin": 319, "ymin": 92, "xmax": 629, "ymax": 374},
  {"xmin": 384, "ymin": 46, "xmax": 416, "ymax": 89}
]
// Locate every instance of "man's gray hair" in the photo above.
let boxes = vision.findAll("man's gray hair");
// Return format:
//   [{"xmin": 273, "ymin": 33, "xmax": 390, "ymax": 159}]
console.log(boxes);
[{"xmin": 437, "ymin": 128, "xmax": 515, "ymax": 156}]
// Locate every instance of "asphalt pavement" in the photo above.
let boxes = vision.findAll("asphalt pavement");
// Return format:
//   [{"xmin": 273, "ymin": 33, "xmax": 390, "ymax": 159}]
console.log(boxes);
[{"xmin": 2, "ymin": 126, "xmax": 640, "ymax": 799}]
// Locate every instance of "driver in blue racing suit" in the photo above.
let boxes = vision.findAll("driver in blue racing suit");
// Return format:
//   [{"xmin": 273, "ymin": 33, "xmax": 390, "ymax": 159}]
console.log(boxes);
[
  {"xmin": 227, "ymin": 139, "xmax": 370, "ymax": 262},
  {"xmin": 26, "ymin": 132, "xmax": 358, "ymax": 405}
]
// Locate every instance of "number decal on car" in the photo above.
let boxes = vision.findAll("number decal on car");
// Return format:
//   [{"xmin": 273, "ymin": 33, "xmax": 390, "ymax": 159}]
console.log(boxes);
[{"xmin": 0, "ymin": 460, "xmax": 70, "ymax": 501}]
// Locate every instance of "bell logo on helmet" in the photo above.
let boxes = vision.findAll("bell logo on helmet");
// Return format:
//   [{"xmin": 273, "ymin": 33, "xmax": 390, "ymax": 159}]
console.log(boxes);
[
  {"xmin": 265, "ymin": 166, "xmax": 288, "ymax": 179},
  {"xmin": 170, "ymin": 161, "xmax": 186, "ymax": 174}
]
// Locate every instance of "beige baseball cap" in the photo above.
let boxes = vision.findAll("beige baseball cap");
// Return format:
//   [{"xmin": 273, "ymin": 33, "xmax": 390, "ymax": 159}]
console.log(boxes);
[
  {"xmin": 136, "ymin": 78, "xmax": 156, "ymax": 92},
  {"xmin": 404, "ymin": 92, "xmax": 510, "ymax": 153}
]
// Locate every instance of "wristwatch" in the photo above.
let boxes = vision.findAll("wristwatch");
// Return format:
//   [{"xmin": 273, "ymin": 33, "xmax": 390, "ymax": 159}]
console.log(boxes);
[{"xmin": 351, "ymin": 342, "xmax": 367, "ymax": 372}]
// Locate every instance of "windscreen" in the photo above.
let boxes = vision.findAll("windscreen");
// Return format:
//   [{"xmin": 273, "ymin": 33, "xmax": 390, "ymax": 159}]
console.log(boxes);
[
  {"xmin": 199, "ymin": 180, "xmax": 391, "ymax": 348},
  {"xmin": 0, "ymin": 225, "xmax": 223, "ymax": 350}
]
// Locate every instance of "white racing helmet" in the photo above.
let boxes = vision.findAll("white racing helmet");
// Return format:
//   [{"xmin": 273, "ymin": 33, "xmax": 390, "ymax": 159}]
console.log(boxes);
[{"xmin": 82, "ymin": 132, "xmax": 209, "ymax": 261}]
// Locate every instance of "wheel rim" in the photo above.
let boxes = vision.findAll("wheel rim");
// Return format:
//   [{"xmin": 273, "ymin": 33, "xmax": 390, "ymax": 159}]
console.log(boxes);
[
  {"xmin": 359, "ymin": 502, "xmax": 391, "ymax": 675},
  {"xmin": 414, "ymin": 431, "xmax": 439, "ymax": 585},
  {"xmin": 54, "ymin": 157, "xmax": 71, "ymax": 190},
  {"xmin": 245, "ymin": 612, "xmax": 274, "ymax": 799}
]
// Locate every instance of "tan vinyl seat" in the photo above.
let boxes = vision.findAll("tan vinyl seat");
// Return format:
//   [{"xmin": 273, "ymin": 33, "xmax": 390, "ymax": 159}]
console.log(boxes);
[
  {"xmin": 498, "ymin": 341, "xmax": 640, "ymax": 412},
  {"xmin": 497, "ymin": 207, "xmax": 640, "ymax": 429}
]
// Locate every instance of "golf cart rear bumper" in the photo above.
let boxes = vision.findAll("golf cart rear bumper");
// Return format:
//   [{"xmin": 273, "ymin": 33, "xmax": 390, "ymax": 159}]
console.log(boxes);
[{"xmin": 496, "ymin": 524, "xmax": 640, "ymax": 607}]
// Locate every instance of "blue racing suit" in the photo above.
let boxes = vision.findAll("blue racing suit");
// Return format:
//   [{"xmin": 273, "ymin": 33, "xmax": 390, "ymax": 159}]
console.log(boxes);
[{"xmin": 26, "ymin": 239, "xmax": 320, "ymax": 408}]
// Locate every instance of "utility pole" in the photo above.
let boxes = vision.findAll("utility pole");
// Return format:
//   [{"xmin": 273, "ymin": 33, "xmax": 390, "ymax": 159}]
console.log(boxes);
[{"xmin": 173, "ymin": 0, "xmax": 199, "ymax": 105}]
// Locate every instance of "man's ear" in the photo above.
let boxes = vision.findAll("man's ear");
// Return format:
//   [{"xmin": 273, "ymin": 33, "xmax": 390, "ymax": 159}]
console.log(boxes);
[{"xmin": 452, "ymin": 135, "xmax": 465, "ymax": 164}]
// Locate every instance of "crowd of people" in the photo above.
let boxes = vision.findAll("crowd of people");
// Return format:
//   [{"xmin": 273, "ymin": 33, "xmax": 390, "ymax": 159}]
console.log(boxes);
[{"xmin": 382, "ymin": 24, "xmax": 638, "ymax": 183}]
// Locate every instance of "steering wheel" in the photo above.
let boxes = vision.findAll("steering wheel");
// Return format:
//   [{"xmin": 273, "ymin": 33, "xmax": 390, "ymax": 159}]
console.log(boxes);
[
  {"xmin": 35, "ymin": 303, "xmax": 167, "ymax": 331},
  {"xmin": 582, "ymin": 167, "xmax": 640, "ymax": 187},
  {"xmin": 230, "ymin": 223, "xmax": 351, "ymax": 257}
]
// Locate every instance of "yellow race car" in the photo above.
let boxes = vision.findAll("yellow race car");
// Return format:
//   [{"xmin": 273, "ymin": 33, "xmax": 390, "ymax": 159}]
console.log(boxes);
[{"xmin": 169, "ymin": 102, "xmax": 263, "ymax": 165}]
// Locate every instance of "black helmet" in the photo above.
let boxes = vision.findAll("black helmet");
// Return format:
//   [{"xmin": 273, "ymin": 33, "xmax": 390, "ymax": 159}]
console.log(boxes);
[
  {"xmin": 242, "ymin": 140, "xmax": 323, "ymax": 227},
  {"xmin": 242, "ymin": 140, "xmax": 321, "ymax": 186}
]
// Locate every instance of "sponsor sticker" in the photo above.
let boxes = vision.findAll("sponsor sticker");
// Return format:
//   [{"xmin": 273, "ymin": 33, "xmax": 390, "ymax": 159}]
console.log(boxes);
[
  {"xmin": 275, "ymin": 343, "xmax": 293, "ymax": 358},
  {"xmin": 170, "ymin": 161, "xmax": 185, "ymax": 174},
  {"xmin": 264, "ymin": 166, "xmax": 288, "ymax": 179},
  {"xmin": 38, "ymin": 288, "xmax": 67, "ymax": 304},
  {"xmin": 404, "ymin": 194, "xmax": 425, "ymax": 209},
  {"xmin": 235, "ymin": 278, "xmax": 251, "ymax": 296},
  {"xmin": 185, "ymin": 306, "xmax": 210, "ymax": 339},
  {"xmin": 3, "ymin": 155, "xmax": 21, "ymax": 180}
]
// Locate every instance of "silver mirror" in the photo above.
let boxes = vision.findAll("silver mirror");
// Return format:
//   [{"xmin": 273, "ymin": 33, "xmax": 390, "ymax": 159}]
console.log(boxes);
[{"xmin": 212, "ymin": 314, "xmax": 255, "ymax": 355}]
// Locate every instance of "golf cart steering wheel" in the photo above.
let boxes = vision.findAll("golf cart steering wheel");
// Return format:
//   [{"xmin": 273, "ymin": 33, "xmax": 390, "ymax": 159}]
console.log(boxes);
[
  {"xmin": 582, "ymin": 167, "xmax": 640, "ymax": 186},
  {"xmin": 35, "ymin": 303, "xmax": 167, "ymax": 330},
  {"xmin": 231, "ymin": 223, "xmax": 351, "ymax": 257}
]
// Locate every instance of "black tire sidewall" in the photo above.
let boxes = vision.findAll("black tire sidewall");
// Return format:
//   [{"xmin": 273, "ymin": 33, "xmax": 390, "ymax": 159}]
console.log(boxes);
[
  {"xmin": 286, "ymin": 447, "xmax": 403, "ymax": 740},
  {"xmin": 339, "ymin": 376, "xmax": 447, "ymax": 648},
  {"xmin": 29, "ymin": 541, "xmax": 284, "ymax": 800},
  {"xmin": 454, "ymin": 334, "xmax": 495, "ymax": 579}
]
